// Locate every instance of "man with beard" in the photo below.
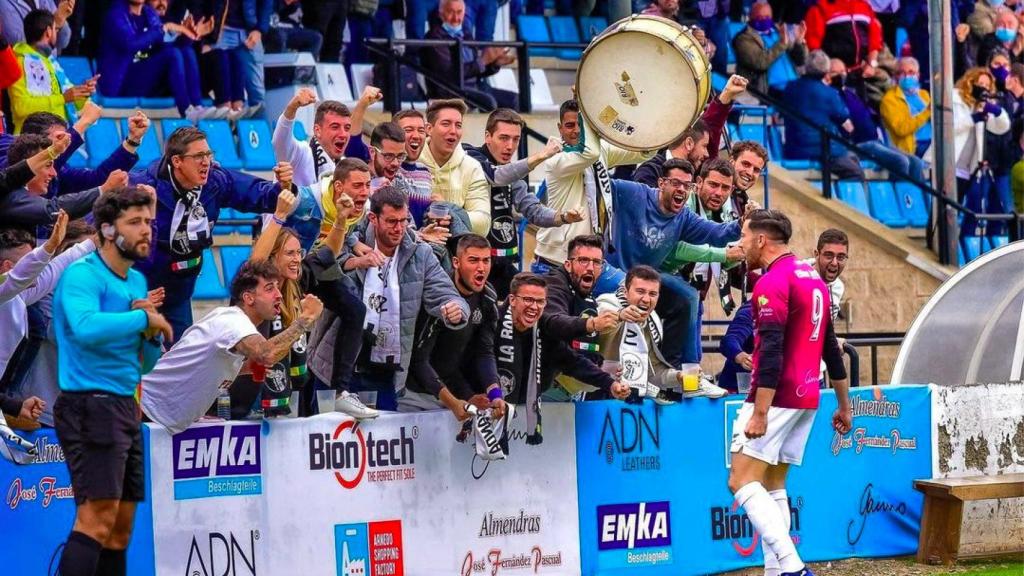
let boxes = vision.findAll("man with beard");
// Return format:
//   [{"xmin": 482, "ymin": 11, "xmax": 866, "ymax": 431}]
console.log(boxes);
[
  {"xmin": 369, "ymin": 121, "xmax": 433, "ymax": 225},
  {"xmin": 496, "ymin": 272, "xmax": 630, "ymax": 443},
  {"xmin": 540, "ymin": 235, "xmax": 619, "ymax": 401},
  {"xmin": 393, "ymin": 109, "xmax": 434, "ymax": 228},
  {"xmin": 130, "ymin": 126, "xmax": 284, "ymax": 340},
  {"xmin": 141, "ymin": 260, "xmax": 324, "ymax": 434},
  {"xmin": 467, "ymin": 108, "xmax": 581, "ymax": 299},
  {"xmin": 401, "ymin": 234, "xmax": 505, "ymax": 421},
  {"xmin": 52, "ymin": 186, "xmax": 173, "ymax": 576},
  {"xmin": 806, "ymin": 229, "xmax": 849, "ymax": 323},
  {"xmin": 272, "ymin": 87, "xmax": 373, "ymax": 187},
  {"xmin": 660, "ymin": 159, "xmax": 747, "ymax": 369}
]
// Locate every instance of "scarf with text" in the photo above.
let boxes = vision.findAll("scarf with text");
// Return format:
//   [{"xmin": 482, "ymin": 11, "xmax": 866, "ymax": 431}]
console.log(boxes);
[{"xmin": 495, "ymin": 304, "xmax": 543, "ymax": 444}]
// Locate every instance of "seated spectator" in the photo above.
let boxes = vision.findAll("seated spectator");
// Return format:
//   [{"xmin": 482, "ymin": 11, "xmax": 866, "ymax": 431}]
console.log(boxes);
[
  {"xmin": 0, "ymin": 0, "xmax": 71, "ymax": 51},
  {"xmin": 632, "ymin": 120, "xmax": 710, "ymax": 187},
  {"xmin": 805, "ymin": 0, "xmax": 883, "ymax": 79},
  {"xmin": 880, "ymin": 56, "xmax": 933, "ymax": 158},
  {"xmin": 422, "ymin": 0, "xmax": 517, "ymax": 111},
  {"xmin": 97, "ymin": 0, "xmax": 206, "ymax": 119},
  {"xmin": 975, "ymin": 8, "xmax": 1024, "ymax": 67},
  {"xmin": 273, "ymin": 88, "xmax": 372, "ymax": 187},
  {"xmin": 830, "ymin": 58, "xmax": 926, "ymax": 182},
  {"xmin": 781, "ymin": 49, "xmax": 865, "ymax": 181},
  {"xmin": 733, "ymin": 2, "xmax": 807, "ymax": 96},
  {"xmin": 264, "ymin": 0, "xmax": 323, "ymax": 59},
  {"xmin": 0, "ymin": 134, "xmax": 128, "ymax": 226},
  {"xmin": 717, "ymin": 299, "xmax": 753, "ymax": 394},
  {"xmin": 146, "ymin": 0, "xmax": 220, "ymax": 122},
  {"xmin": 130, "ymin": 126, "xmax": 283, "ymax": 340},
  {"xmin": 328, "ymin": 186, "xmax": 469, "ymax": 411},
  {"xmin": 419, "ymin": 98, "xmax": 491, "ymax": 235},
  {"xmin": 207, "ymin": 0, "xmax": 271, "ymax": 119},
  {"xmin": 10, "ymin": 9, "xmax": 95, "ymax": 134},
  {"xmin": 967, "ymin": 0, "xmax": 1001, "ymax": 41},
  {"xmin": 142, "ymin": 260, "xmax": 324, "ymax": 433}
]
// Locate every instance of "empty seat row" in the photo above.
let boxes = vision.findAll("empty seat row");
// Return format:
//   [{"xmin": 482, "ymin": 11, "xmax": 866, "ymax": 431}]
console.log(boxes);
[
  {"xmin": 516, "ymin": 15, "xmax": 608, "ymax": 59},
  {"xmin": 193, "ymin": 245, "xmax": 254, "ymax": 300},
  {"xmin": 831, "ymin": 180, "xmax": 930, "ymax": 228}
]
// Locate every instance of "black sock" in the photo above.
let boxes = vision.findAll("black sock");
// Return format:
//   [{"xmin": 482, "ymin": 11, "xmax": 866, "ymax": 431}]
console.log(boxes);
[
  {"xmin": 58, "ymin": 531, "xmax": 102, "ymax": 576},
  {"xmin": 95, "ymin": 548, "xmax": 126, "ymax": 576}
]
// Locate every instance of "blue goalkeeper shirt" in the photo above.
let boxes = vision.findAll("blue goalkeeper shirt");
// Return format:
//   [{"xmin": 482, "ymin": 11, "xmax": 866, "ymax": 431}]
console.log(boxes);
[{"xmin": 54, "ymin": 252, "xmax": 161, "ymax": 396}]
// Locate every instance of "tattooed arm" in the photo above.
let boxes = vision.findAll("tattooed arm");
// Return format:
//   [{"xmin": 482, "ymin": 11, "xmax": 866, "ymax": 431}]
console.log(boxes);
[{"xmin": 232, "ymin": 295, "xmax": 324, "ymax": 364}]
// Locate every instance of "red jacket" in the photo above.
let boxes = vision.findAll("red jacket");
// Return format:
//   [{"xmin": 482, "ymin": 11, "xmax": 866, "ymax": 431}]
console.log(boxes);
[
  {"xmin": 0, "ymin": 43, "xmax": 24, "ymax": 134},
  {"xmin": 804, "ymin": 0, "xmax": 883, "ymax": 68}
]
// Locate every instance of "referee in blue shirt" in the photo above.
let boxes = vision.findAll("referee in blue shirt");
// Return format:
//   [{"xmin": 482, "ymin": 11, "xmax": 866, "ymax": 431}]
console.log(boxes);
[{"xmin": 52, "ymin": 186, "xmax": 172, "ymax": 576}]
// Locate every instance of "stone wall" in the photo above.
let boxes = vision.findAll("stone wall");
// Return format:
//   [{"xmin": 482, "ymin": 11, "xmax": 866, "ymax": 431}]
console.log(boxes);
[{"xmin": 934, "ymin": 382, "xmax": 1024, "ymax": 556}]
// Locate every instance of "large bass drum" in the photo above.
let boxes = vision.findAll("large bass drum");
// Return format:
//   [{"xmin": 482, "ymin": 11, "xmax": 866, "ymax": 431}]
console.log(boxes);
[{"xmin": 575, "ymin": 15, "xmax": 711, "ymax": 152}]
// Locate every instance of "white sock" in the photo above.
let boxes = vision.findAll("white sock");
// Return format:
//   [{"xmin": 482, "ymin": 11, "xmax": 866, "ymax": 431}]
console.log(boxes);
[
  {"xmin": 762, "ymin": 489, "xmax": 792, "ymax": 576},
  {"xmin": 735, "ymin": 482, "xmax": 803, "ymax": 574}
]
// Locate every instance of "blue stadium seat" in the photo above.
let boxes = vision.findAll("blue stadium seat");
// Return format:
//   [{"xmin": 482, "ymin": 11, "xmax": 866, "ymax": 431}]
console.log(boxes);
[
  {"xmin": 780, "ymin": 159, "xmax": 820, "ymax": 170},
  {"xmin": 737, "ymin": 123, "xmax": 770, "ymax": 148},
  {"xmin": 160, "ymin": 118, "xmax": 192, "ymax": 141},
  {"xmin": 139, "ymin": 97, "xmax": 176, "ymax": 109},
  {"xmin": 516, "ymin": 15, "xmax": 556, "ymax": 57},
  {"xmin": 95, "ymin": 94, "xmax": 140, "ymax": 108},
  {"xmin": 727, "ymin": 124, "xmax": 740, "ymax": 145},
  {"xmin": 834, "ymin": 180, "xmax": 871, "ymax": 216},
  {"xmin": 767, "ymin": 125, "xmax": 784, "ymax": 160},
  {"xmin": 712, "ymin": 72, "xmax": 728, "ymax": 93},
  {"xmin": 57, "ymin": 56, "xmax": 92, "ymax": 85},
  {"xmin": 894, "ymin": 181, "xmax": 929, "ymax": 228},
  {"xmin": 986, "ymin": 235, "xmax": 1009, "ymax": 251},
  {"xmin": 237, "ymin": 119, "xmax": 276, "ymax": 170},
  {"xmin": 121, "ymin": 117, "xmax": 161, "ymax": 167},
  {"xmin": 214, "ymin": 208, "xmax": 238, "ymax": 235},
  {"xmin": 579, "ymin": 16, "xmax": 608, "ymax": 42},
  {"xmin": 292, "ymin": 120, "xmax": 308, "ymax": 141},
  {"xmin": 959, "ymin": 235, "xmax": 982, "ymax": 265},
  {"xmin": 193, "ymin": 249, "xmax": 228, "ymax": 299},
  {"xmin": 809, "ymin": 180, "xmax": 822, "ymax": 191},
  {"xmin": 232, "ymin": 212, "xmax": 261, "ymax": 238},
  {"xmin": 867, "ymin": 181, "xmax": 909, "ymax": 227},
  {"xmin": 220, "ymin": 245, "xmax": 252, "ymax": 286},
  {"xmin": 85, "ymin": 119, "xmax": 120, "ymax": 169},
  {"xmin": 66, "ymin": 147, "xmax": 88, "ymax": 168},
  {"xmin": 548, "ymin": 16, "xmax": 582, "ymax": 60},
  {"xmin": 198, "ymin": 120, "xmax": 243, "ymax": 170},
  {"xmin": 861, "ymin": 159, "xmax": 880, "ymax": 171}
]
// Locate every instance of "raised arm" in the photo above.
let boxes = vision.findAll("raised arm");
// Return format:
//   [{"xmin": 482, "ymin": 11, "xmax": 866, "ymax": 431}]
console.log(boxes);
[{"xmin": 232, "ymin": 294, "xmax": 323, "ymax": 365}]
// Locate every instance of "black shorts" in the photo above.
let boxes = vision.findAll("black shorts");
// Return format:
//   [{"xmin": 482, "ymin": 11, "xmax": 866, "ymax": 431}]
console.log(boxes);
[{"xmin": 53, "ymin": 392, "xmax": 145, "ymax": 505}]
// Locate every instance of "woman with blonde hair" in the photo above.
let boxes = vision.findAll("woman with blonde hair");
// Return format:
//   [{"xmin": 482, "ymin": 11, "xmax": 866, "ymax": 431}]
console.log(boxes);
[{"xmin": 953, "ymin": 67, "xmax": 1012, "ymax": 238}]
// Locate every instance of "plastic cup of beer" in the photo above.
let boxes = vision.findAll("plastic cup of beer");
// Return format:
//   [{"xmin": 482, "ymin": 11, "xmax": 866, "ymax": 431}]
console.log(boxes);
[
  {"xmin": 316, "ymin": 389, "xmax": 335, "ymax": 415},
  {"xmin": 681, "ymin": 364, "xmax": 701, "ymax": 392},
  {"xmin": 736, "ymin": 372, "xmax": 752, "ymax": 395},
  {"xmin": 427, "ymin": 204, "xmax": 450, "ymax": 223}
]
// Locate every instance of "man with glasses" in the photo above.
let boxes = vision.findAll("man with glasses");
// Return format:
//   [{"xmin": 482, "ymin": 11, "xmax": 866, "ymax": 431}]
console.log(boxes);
[
  {"xmin": 131, "ymin": 126, "xmax": 284, "ymax": 340},
  {"xmin": 540, "ymin": 235, "xmax": 619, "ymax": 400},
  {"xmin": 368, "ymin": 121, "xmax": 433, "ymax": 226},
  {"xmin": 494, "ymin": 272, "xmax": 630, "ymax": 443},
  {"xmin": 806, "ymin": 229, "xmax": 849, "ymax": 323},
  {"xmin": 324, "ymin": 186, "xmax": 469, "ymax": 411}
]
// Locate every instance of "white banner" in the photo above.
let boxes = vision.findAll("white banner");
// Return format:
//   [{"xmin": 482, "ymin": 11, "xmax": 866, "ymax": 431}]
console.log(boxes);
[{"xmin": 146, "ymin": 404, "xmax": 580, "ymax": 576}]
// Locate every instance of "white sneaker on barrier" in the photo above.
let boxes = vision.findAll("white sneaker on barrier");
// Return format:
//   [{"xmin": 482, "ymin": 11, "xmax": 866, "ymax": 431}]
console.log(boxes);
[{"xmin": 335, "ymin": 391, "xmax": 380, "ymax": 419}]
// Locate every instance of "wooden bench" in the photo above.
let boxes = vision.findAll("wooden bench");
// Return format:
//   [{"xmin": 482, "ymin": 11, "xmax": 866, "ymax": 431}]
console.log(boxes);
[{"xmin": 914, "ymin": 473, "xmax": 1024, "ymax": 564}]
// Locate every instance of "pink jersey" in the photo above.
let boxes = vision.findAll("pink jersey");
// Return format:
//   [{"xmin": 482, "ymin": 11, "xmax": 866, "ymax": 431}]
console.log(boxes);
[{"xmin": 748, "ymin": 254, "xmax": 832, "ymax": 409}]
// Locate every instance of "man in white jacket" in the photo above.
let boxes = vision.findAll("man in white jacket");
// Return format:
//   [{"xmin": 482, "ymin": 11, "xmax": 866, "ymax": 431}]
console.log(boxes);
[{"xmin": 532, "ymin": 99, "xmax": 656, "ymax": 295}]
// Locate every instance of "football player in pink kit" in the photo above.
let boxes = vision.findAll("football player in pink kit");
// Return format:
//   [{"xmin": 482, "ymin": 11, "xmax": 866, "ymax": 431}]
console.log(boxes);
[{"xmin": 727, "ymin": 210, "xmax": 851, "ymax": 576}]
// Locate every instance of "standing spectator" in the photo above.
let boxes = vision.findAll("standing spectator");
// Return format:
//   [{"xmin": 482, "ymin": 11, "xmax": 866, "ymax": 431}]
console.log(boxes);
[
  {"xmin": 804, "ymin": 0, "xmax": 884, "ymax": 85},
  {"xmin": 632, "ymin": 120, "xmax": 710, "ymax": 187},
  {"xmin": 370, "ymin": 121, "xmax": 434, "ymax": 227},
  {"xmin": 97, "ymin": 0, "xmax": 206, "ymax": 120},
  {"xmin": 831, "ymin": 58, "xmax": 926, "ymax": 182},
  {"xmin": 52, "ymin": 186, "xmax": 171, "ymax": 576},
  {"xmin": 871, "ymin": 0, "xmax": 901, "ymax": 53},
  {"xmin": 697, "ymin": 0, "xmax": 731, "ymax": 74},
  {"xmin": 999, "ymin": 62, "xmax": 1024, "ymax": 150},
  {"xmin": 733, "ymin": 2, "xmax": 808, "ymax": 96},
  {"xmin": 419, "ymin": 98, "xmax": 492, "ymax": 236},
  {"xmin": 130, "ymin": 126, "xmax": 283, "ymax": 340},
  {"xmin": 422, "ymin": 0, "xmax": 517, "ymax": 111},
  {"xmin": 968, "ymin": 0, "xmax": 1003, "ymax": 40},
  {"xmin": 880, "ymin": 56, "xmax": 933, "ymax": 158},
  {"xmin": 393, "ymin": 109, "xmax": 434, "ymax": 227},
  {"xmin": 142, "ymin": 261, "xmax": 324, "ymax": 433},
  {"xmin": 272, "ymin": 88, "xmax": 372, "ymax": 188},
  {"xmin": 279, "ymin": 157, "xmax": 372, "ymax": 251},
  {"xmin": 208, "ymin": 0, "xmax": 272, "ymax": 119},
  {"xmin": 464, "ymin": 0, "xmax": 497, "ymax": 41},
  {"xmin": 264, "ymin": 0, "xmax": 323, "ymax": 59},
  {"xmin": 975, "ymin": 8, "xmax": 1024, "ymax": 67},
  {"xmin": 0, "ymin": 0, "xmax": 72, "ymax": 51},
  {"xmin": 346, "ymin": 0, "xmax": 392, "ymax": 64},
  {"xmin": 10, "ymin": 9, "xmax": 95, "ymax": 134},
  {"xmin": 330, "ymin": 186, "xmax": 469, "ymax": 411},
  {"xmin": 807, "ymin": 228, "xmax": 850, "ymax": 322},
  {"xmin": 406, "ymin": 0, "xmax": 438, "ymax": 40},
  {"xmin": 781, "ymin": 50, "xmax": 865, "ymax": 180},
  {"xmin": 300, "ymin": 0, "xmax": 346, "ymax": 62}
]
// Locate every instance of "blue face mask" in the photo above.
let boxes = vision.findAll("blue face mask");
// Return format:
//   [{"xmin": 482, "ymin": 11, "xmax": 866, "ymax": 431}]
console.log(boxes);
[
  {"xmin": 899, "ymin": 75, "xmax": 920, "ymax": 92},
  {"xmin": 996, "ymin": 27, "xmax": 1017, "ymax": 43},
  {"xmin": 442, "ymin": 22, "xmax": 463, "ymax": 37},
  {"xmin": 990, "ymin": 0, "xmax": 1005, "ymax": 7}
]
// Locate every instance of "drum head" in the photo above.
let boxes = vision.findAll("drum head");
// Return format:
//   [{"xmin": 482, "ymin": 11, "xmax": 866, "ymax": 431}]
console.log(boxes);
[{"xmin": 577, "ymin": 21, "xmax": 706, "ymax": 151}]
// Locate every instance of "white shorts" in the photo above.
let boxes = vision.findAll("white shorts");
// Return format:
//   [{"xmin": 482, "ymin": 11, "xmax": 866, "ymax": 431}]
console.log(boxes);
[{"xmin": 729, "ymin": 403, "xmax": 817, "ymax": 466}]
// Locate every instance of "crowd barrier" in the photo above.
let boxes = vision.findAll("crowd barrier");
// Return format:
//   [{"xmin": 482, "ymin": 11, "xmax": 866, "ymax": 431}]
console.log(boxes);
[{"xmin": 1, "ymin": 385, "xmax": 932, "ymax": 575}]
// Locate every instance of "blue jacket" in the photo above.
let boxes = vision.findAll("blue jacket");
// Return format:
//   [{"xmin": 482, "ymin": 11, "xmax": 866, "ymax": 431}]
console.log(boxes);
[
  {"xmin": 782, "ymin": 76, "xmax": 851, "ymax": 160},
  {"xmin": 0, "ymin": 124, "xmax": 83, "ymax": 173},
  {"xmin": 718, "ymin": 300, "xmax": 754, "ymax": 393},
  {"xmin": 838, "ymin": 86, "xmax": 881, "ymax": 145},
  {"xmin": 97, "ymin": 1, "xmax": 167, "ymax": 97},
  {"xmin": 129, "ymin": 159, "xmax": 280, "ymax": 306}
]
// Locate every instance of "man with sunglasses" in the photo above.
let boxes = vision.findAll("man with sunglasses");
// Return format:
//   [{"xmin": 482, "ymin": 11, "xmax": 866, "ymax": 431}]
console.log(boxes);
[{"xmin": 130, "ymin": 126, "xmax": 284, "ymax": 340}]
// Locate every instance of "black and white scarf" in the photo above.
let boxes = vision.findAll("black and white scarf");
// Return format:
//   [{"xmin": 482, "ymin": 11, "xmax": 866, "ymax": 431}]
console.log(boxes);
[
  {"xmin": 310, "ymin": 137, "xmax": 333, "ymax": 180},
  {"xmin": 167, "ymin": 165, "xmax": 209, "ymax": 270},
  {"xmin": 495, "ymin": 304, "xmax": 543, "ymax": 445}
]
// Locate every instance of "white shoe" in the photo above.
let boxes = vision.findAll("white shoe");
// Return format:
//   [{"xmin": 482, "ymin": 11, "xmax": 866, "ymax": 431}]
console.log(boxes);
[
  {"xmin": 645, "ymin": 383, "xmax": 676, "ymax": 405},
  {"xmin": 199, "ymin": 105, "xmax": 227, "ymax": 120},
  {"xmin": 335, "ymin": 391, "xmax": 380, "ymax": 420},
  {"xmin": 184, "ymin": 105, "xmax": 203, "ymax": 124},
  {"xmin": 682, "ymin": 375, "xmax": 728, "ymax": 399}
]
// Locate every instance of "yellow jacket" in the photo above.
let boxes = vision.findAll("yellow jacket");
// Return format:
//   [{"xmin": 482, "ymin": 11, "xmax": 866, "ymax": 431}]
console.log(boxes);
[
  {"xmin": 420, "ymin": 141, "xmax": 491, "ymax": 235},
  {"xmin": 880, "ymin": 86, "xmax": 931, "ymax": 155},
  {"xmin": 10, "ymin": 43, "xmax": 76, "ymax": 134}
]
